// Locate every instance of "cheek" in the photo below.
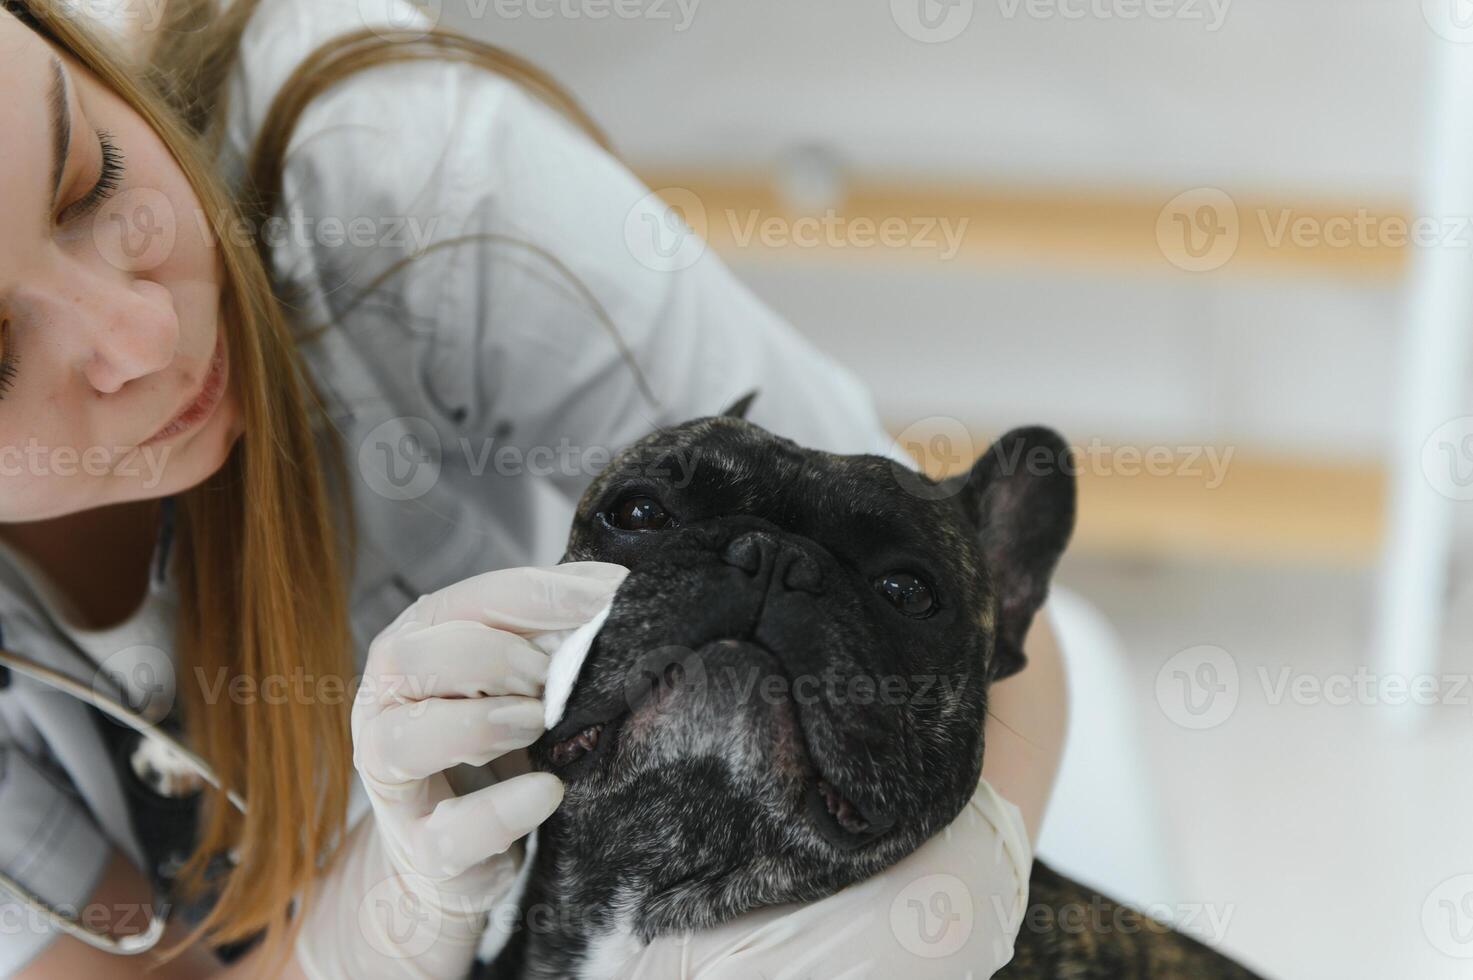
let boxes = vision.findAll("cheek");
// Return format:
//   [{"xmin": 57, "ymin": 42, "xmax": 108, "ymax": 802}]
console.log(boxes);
[{"xmin": 88, "ymin": 109, "xmax": 220, "ymax": 312}]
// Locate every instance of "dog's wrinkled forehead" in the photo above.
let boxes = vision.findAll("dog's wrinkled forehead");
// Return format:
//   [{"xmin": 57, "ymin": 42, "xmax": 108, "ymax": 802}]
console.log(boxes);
[{"xmin": 584, "ymin": 417, "xmax": 983, "ymax": 581}]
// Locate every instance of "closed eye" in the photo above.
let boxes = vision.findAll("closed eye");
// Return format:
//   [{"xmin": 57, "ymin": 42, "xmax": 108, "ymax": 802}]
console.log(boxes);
[{"xmin": 60, "ymin": 128, "xmax": 125, "ymax": 224}]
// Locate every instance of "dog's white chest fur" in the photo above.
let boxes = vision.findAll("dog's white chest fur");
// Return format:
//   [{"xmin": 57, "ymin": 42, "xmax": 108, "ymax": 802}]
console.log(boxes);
[{"xmin": 578, "ymin": 915, "xmax": 644, "ymax": 980}]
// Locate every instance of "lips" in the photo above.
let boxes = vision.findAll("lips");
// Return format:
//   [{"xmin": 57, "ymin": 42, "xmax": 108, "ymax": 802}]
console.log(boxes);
[
  {"xmin": 549, "ymin": 721, "xmax": 608, "ymax": 767},
  {"xmin": 544, "ymin": 637, "xmax": 895, "ymax": 850},
  {"xmin": 140, "ymin": 331, "xmax": 226, "ymax": 447}
]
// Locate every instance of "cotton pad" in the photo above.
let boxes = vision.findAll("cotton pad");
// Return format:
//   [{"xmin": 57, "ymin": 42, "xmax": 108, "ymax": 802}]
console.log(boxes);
[{"xmin": 534, "ymin": 600, "xmax": 614, "ymax": 730}]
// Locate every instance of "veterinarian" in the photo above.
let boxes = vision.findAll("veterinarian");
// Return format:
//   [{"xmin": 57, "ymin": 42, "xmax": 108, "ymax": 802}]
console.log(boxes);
[{"xmin": 0, "ymin": 0, "xmax": 1068, "ymax": 976}]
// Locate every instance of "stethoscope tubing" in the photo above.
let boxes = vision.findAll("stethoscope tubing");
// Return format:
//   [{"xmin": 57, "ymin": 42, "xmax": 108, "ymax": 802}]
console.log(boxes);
[{"xmin": 0, "ymin": 647, "xmax": 247, "ymax": 956}]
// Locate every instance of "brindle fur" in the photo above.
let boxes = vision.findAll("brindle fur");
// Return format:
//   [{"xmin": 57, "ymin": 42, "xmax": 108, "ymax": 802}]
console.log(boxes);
[{"xmin": 475, "ymin": 414, "xmax": 1261, "ymax": 980}]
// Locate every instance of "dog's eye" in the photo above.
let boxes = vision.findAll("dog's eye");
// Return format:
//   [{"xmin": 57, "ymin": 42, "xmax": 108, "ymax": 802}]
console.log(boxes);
[
  {"xmin": 608, "ymin": 495, "xmax": 677, "ymax": 531},
  {"xmin": 874, "ymin": 571, "xmax": 935, "ymax": 617}
]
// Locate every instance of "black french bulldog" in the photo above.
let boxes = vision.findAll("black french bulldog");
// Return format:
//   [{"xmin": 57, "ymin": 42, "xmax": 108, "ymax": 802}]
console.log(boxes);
[{"xmin": 478, "ymin": 406, "xmax": 1262, "ymax": 980}]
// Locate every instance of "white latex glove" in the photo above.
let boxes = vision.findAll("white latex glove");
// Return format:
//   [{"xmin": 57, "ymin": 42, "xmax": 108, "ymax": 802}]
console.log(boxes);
[
  {"xmin": 295, "ymin": 561, "xmax": 629, "ymax": 980},
  {"xmin": 597, "ymin": 776, "xmax": 1033, "ymax": 980}
]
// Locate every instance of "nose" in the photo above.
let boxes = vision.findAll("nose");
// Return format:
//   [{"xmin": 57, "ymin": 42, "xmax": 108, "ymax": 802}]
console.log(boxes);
[
  {"xmin": 72, "ymin": 277, "xmax": 180, "ymax": 393},
  {"xmin": 721, "ymin": 530, "xmax": 824, "ymax": 595}
]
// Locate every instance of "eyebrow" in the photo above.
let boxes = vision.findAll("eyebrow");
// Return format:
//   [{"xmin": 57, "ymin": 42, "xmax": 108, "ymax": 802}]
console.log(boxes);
[{"xmin": 46, "ymin": 55, "xmax": 70, "ymax": 218}]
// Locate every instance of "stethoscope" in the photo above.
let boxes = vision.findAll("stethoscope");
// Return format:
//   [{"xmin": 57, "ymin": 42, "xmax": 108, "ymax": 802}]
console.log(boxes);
[{"xmin": 0, "ymin": 646, "xmax": 247, "ymax": 956}]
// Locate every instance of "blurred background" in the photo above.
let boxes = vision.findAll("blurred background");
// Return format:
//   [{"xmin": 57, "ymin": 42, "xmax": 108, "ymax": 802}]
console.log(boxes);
[{"xmin": 426, "ymin": 2, "xmax": 1469, "ymax": 977}]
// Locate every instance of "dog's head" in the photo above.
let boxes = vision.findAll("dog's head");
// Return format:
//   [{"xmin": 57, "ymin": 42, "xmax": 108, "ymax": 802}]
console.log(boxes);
[{"xmin": 528, "ymin": 405, "xmax": 1075, "ymax": 938}]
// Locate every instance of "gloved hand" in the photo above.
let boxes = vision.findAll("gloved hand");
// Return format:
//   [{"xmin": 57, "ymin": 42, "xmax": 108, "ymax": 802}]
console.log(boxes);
[
  {"xmin": 592, "ymin": 774, "xmax": 1033, "ymax": 979},
  {"xmin": 294, "ymin": 561, "xmax": 629, "ymax": 980}
]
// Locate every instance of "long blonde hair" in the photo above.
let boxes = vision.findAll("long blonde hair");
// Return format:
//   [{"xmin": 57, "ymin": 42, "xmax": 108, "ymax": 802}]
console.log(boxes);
[{"xmin": 7, "ymin": 0, "xmax": 613, "ymax": 969}]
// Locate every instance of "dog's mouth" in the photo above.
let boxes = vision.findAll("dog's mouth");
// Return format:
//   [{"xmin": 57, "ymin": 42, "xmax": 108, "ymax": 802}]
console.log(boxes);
[
  {"xmin": 545, "ymin": 711, "xmax": 624, "ymax": 776},
  {"xmin": 544, "ymin": 639, "xmax": 895, "ymax": 850}
]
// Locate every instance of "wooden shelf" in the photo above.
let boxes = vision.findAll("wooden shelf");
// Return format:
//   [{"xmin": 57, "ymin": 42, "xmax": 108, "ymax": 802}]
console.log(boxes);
[
  {"xmin": 896, "ymin": 434, "xmax": 1385, "ymax": 568},
  {"xmin": 638, "ymin": 172, "xmax": 1409, "ymax": 282}
]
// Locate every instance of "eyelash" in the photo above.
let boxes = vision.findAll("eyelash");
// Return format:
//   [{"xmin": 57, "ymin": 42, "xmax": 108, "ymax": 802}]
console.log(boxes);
[
  {"xmin": 62, "ymin": 128, "xmax": 125, "ymax": 224},
  {"xmin": 0, "ymin": 132, "xmax": 130, "ymax": 401},
  {"xmin": 0, "ymin": 321, "xmax": 17, "ymax": 401}
]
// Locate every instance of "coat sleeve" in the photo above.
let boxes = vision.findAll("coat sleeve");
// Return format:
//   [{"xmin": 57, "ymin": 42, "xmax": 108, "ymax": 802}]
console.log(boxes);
[
  {"xmin": 432, "ymin": 66, "xmax": 906, "ymax": 485},
  {"xmin": 271, "ymin": 45, "xmax": 911, "ymax": 514},
  {"xmin": 0, "ymin": 709, "xmax": 114, "ymax": 976}
]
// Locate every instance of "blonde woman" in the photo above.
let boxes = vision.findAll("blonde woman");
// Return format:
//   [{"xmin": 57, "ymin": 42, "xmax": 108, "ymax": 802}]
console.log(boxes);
[{"xmin": 0, "ymin": 0, "xmax": 1068, "ymax": 977}]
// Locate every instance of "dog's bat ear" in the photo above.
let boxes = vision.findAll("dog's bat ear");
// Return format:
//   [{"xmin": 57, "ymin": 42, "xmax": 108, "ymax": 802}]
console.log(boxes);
[
  {"xmin": 942, "ymin": 426, "xmax": 1076, "ymax": 681},
  {"xmin": 720, "ymin": 389, "xmax": 759, "ymax": 419}
]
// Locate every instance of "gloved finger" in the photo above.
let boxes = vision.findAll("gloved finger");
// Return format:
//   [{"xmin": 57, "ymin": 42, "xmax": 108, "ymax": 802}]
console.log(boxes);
[
  {"xmin": 416, "ymin": 772, "xmax": 564, "ymax": 877},
  {"xmin": 413, "ymin": 562, "xmax": 628, "ymax": 633},
  {"xmin": 358, "ymin": 695, "xmax": 546, "ymax": 786},
  {"xmin": 364, "ymin": 620, "xmax": 550, "ymax": 703}
]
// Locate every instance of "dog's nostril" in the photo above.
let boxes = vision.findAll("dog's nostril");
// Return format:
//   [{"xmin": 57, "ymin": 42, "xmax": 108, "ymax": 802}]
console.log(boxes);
[
  {"xmin": 783, "ymin": 554, "xmax": 823, "ymax": 594},
  {"xmin": 722, "ymin": 534, "xmax": 765, "ymax": 574}
]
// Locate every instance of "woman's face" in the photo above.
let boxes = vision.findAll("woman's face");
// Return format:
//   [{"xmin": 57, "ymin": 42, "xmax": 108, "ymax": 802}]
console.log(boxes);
[{"xmin": 0, "ymin": 12, "xmax": 242, "ymax": 523}]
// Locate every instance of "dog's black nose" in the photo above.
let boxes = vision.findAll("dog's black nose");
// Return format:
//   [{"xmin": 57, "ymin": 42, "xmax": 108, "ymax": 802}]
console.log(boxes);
[{"xmin": 722, "ymin": 531, "xmax": 824, "ymax": 595}]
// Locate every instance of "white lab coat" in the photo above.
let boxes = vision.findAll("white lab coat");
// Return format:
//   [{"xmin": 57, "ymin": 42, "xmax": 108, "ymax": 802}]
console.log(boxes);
[{"xmin": 0, "ymin": 0, "xmax": 1030, "ymax": 974}]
